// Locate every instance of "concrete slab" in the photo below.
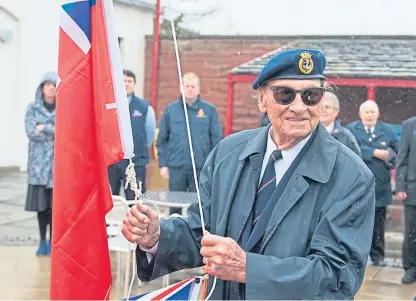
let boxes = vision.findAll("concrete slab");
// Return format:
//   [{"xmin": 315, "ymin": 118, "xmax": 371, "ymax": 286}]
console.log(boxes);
[
  {"xmin": 359, "ymin": 280, "xmax": 416, "ymax": 300},
  {"xmin": 364, "ymin": 265, "xmax": 381, "ymax": 279},
  {"xmin": 1, "ymin": 163, "xmax": 414, "ymax": 300},
  {"xmin": 374, "ymin": 266, "xmax": 406, "ymax": 284}
]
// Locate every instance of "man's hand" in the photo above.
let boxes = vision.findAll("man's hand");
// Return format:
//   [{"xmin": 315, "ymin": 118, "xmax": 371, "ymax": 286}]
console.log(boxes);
[
  {"xmin": 397, "ymin": 191, "xmax": 408, "ymax": 201},
  {"xmin": 160, "ymin": 167, "xmax": 169, "ymax": 179},
  {"xmin": 36, "ymin": 124, "xmax": 45, "ymax": 132},
  {"xmin": 373, "ymin": 149, "xmax": 389, "ymax": 161},
  {"xmin": 200, "ymin": 232, "xmax": 246, "ymax": 283},
  {"xmin": 121, "ymin": 203, "xmax": 160, "ymax": 248}
]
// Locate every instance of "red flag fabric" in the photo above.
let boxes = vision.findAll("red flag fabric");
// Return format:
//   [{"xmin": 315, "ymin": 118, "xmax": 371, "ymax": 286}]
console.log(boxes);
[{"xmin": 51, "ymin": 0, "xmax": 133, "ymax": 299}]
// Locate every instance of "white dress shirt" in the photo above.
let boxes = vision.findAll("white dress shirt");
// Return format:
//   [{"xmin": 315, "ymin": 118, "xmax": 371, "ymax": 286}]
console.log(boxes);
[
  {"xmin": 324, "ymin": 122, "xmax": 335, "ymax": 134},
  {"xmin": 364, "ymin": 126, "xmax": 375, "ymax": 134},
  {"xmin": 260, "ymin": 127, "xmax": 311, "ymax": 187},
  {"xmin": 140, "ymin": 127, "xmax": 312, "ymax": 259}
]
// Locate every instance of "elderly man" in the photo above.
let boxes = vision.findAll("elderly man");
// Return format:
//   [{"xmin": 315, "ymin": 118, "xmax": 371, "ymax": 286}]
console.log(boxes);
[
  {"xmin": 319, "ymin": 92, "xmax": 361, "ymax": 156},
  {"xmin": 348, "ymin": 101, "xmax": 399, "ymax": 266},
  {"xmin": 396, "ymin": 116, "xmax": 416, "ymax": 284},
  {"xmin": 122, "ymin": 49, "xmax": 375, "ymax": 299}
]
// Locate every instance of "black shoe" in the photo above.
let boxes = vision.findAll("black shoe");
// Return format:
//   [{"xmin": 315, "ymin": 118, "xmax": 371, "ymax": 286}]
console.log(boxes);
[{"xmin": 401, "ymin": 270, "xmax": 416, "ymax": 284}]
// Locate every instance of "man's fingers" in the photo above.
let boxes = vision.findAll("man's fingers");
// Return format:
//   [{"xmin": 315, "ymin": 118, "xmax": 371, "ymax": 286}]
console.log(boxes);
[
  {"xmin": 126, "ymin": 214, "xmax": 149, "ymax": 229},
  {"xmin": 121, "ymin": 227, "xmax": 140, "ymax": 243},
  {"xmin": 129, "ymin": 226, "xmax": 147, "ymax": 236},
  {"xmin": 131, "ymin": 203, "xmax": 158, "ymax": 222},
  {"xmin": 200, "ymin": 245, "xmax": 226, "ymax": 258},
  {"xmin": 200, "ymin": 246, "xmax": 216, "ymax": 258},
  {"xmin": 208, "ymin": 255, "xmax": 225, "ymax": 266},
  {"xmin": 129, "ymin": 205, "xmax": 151, "ymax": 223},
  {"xmin": 140, "ymin": 203, "xmax": 159, "ymax": 222},
  {"xmin": 201, "ymin": 233, "xmax": 230, "ymax": 247}
]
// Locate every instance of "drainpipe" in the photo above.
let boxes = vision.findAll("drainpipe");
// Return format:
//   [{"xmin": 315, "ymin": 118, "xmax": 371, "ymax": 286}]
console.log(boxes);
[
  {"xmin": 151, "ymin": 0, "xmax": 161, "ymax": 112},
  {"xmin": 225, "ymin": 74, "xmax": 234, "ymax": 136},
  {"xmin": 367, "ymin": 85, "xmax": 376, "ymax": 100}
]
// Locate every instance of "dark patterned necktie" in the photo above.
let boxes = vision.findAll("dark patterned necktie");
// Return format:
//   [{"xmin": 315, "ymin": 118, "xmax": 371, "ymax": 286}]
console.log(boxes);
[{"xmin": 253, "ymin": 149, "xmax": 282, "ymax": 225}]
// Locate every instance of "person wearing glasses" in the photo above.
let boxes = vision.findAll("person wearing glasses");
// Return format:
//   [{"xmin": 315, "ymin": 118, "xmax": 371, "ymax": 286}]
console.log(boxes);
[
  {"xmin": 319, "ymin": 91, "xmax": 361, "ymax": 157},
  {"xmin": 122, "ymin": 49, "xmax": 375, "ymax": 299}
]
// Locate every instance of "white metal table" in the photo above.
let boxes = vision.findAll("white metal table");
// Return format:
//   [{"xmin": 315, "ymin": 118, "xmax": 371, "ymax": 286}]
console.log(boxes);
[{"xmin": 140, "ymin": 191, "xmax": 197, "ymax": 216}]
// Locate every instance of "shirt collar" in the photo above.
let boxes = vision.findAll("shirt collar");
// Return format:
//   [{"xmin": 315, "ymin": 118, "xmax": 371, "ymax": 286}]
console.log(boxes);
[
  {"xmin": 364, "ymin": 125, "xmax": 375, "ymax": 133},
  {"xmin": 325, "ymin": 122, "xmax": 335, "ymax": 134},
  {"xmin": 127, "ymin": 94, "xmax": 133, "ymax": 104},
  {"xmin": 265, "ymin": 127, "xmax": 312, "ymax": 166}
]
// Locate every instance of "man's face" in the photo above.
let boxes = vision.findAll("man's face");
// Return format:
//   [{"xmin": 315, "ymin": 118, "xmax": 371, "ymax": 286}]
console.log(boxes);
[
  {"xmin": 42, "ymin": 82, "xmax": 56, "ymax": 99},
  {"xmin": 182, "ymin": 79, "xmax": 200, "ymax": 100},
  {"xmin": 258, "ymin": 79, "xmax": 321, "ymax": 139},
  {"xmin": 319, "ymin": 95, "xmax": 338, "ymax": 126},
  {"xmin": 124, "ymin": 75, "xmax": 135, "ymax": 95},
  {"xmin": 359, "ymin": 104, "xmax": 379, "ymax": 127}
]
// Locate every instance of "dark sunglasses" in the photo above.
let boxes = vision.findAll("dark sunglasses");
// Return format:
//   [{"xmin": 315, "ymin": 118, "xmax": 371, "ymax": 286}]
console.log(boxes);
[{"xmin": 267, "ymin": 85, "xmax": 326, "ymax": 106}]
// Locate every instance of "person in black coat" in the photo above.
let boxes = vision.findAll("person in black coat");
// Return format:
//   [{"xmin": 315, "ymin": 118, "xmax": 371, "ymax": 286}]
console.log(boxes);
[
  {"xmin": 319, "ymin": 92, "xmax": 361, "ymax": 157},
  {"xmin": 348, "ymin": 100, "xmax": 399, "ymax": 266},
  {"xmin": 396, "ymin": 116, "xmax": 416, "ymax": 283}
]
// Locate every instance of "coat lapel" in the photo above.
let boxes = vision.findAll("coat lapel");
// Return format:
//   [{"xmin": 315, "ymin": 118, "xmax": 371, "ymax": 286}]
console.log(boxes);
[
  {"xmin": 233, "ymin": 153, "xmax": 263, "ymax": 243},
  {"xmin": 225, "ymin": 126, "xmax": 269, "ymax": 243},
  {"xmin": 216, "ymin": 160, "xmax": 245, "ymax": 238},
  {"xmin": 260, "ymin": 124, "xmax": 338, "ymax": 251},
  {"xmin": 372, "ymin": 121, "xmax": 384, "ymax": 141}
]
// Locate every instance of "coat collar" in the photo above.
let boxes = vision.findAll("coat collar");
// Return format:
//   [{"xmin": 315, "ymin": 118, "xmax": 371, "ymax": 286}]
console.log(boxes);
[
  {"xmin": 332, "ymin": 119, "xmax": 343, "ymax": 134},
  {"xmin": 239, "ymin": 125, "xmax": 270, "ymax": 161},
  {"xmin": 354, "ymin": 120, "xmax": 385, "ymax": 139},
  {"xmin": 33, "ymin": 100, "xmax": 55, "ymax": 117},
  {"xmin": 176, "ymin": 95, "xmax": 202, "ymax": 110},
  {"xmin": 239, "ymin": 123, "xmax": 337, "ymax": 184}
]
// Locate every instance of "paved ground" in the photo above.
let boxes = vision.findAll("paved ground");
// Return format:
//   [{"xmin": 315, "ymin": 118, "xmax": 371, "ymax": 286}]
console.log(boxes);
[{"xmin": 0, "ymin": 163, "xmax": 415, "ymax": 300}]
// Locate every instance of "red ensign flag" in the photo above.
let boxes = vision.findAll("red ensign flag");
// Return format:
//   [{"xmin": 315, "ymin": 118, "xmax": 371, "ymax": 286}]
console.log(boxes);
[{"xmin": 51, "ymin": 0, "xmax": 134, "ymax": 299}]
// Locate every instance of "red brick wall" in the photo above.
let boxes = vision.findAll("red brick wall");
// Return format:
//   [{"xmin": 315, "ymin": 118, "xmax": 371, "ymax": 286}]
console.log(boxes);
[{"xmin": 144, "ymin": 36, "xmax": 289, "ymax": 129}]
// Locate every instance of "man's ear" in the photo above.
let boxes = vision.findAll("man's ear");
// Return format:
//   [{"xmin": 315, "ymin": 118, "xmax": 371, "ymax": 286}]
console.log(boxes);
[{"xmin": 257, "ymin": 90, "xmax": 267, "ymax": 113}]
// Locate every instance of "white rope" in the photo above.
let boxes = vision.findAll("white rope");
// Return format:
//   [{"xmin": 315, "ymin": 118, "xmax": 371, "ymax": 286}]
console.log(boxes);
[
  {"xmin": 122, "ymin": 4, "xmax": 216, "ymax": 300},
  {"xmin": 124, "ymin": 159, "xmax": 141, "ymax": 301},
  {"xmin": 167, "ymin": 6, "xmax": 217, "ymax": 300},
  {"xmin": 126, "ymin": 241, "xmax": 136, "ymax": 301},
  {"xmin": 169, "ymin": 18, "xmax": 206, "ymax": 235},
  {"xmin": 124, "ymin": 159, "xmax": 142, "ymax": 201}
]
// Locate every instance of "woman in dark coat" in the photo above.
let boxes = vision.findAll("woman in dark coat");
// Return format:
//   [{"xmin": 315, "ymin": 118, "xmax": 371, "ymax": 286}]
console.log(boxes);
[{"xmin": 24, "ymin": 72, "xmax": 57, "ymax": 256}]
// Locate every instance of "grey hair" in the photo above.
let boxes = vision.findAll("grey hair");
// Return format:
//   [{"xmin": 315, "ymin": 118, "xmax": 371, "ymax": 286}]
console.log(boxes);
[
  {"xmin": 324, "ymin": 92, "xmax": 340, "ymax": 111},
  {"xmin": 359, "ymin": 100, "xmax": 379, "ymax": 113}
]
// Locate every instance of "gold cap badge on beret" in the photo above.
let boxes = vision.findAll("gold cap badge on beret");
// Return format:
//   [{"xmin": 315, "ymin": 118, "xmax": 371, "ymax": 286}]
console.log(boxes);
[{"xmin": 298, "ymin": 52, "xmax": 314, "ymax": 74}]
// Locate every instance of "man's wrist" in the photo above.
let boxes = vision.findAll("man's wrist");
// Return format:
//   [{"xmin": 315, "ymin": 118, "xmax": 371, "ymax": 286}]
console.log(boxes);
[{"xmin": 139, "ymin": 241, "xmax": 159, "ymax": 254}]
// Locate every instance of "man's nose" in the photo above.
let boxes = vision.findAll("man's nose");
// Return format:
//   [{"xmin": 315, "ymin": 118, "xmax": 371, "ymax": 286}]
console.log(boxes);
[{"xmin": 289, "ymin": 95, "xmax": 307, "ymax": 112}]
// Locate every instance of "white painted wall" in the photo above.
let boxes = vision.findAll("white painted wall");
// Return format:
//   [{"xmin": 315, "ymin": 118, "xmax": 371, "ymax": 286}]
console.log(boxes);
[
  {"xmin": 114, "ymin": 4, "xmax": 154, "ymax": 98},
  {"xmin": 0, "ymin": 0, "xmax": 154, "ymax": 171}
]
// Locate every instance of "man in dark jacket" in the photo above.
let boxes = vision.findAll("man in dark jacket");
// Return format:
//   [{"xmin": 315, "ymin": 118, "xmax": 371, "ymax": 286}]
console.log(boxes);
[
  {"xmin": 348, "ymin": 100, "xmax": 399, "ymax": 266},
  {"xmin": 122, "ymin": 49, "xmax": 375, "ymax": 300},
  {"xmin": 108, "ymin": 70, "xmax": 156, "ymax": 198},
  {"xmin": 320, "ymin": 92, "xmax": 361, "ymax": 157},
  {"xmin": 156, "ymin": 72, "xmax": 222, "ymax": 213},
  {"xmin": 396, "ymin": 116, "xmax": 416, "ymax": 283}
]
